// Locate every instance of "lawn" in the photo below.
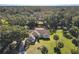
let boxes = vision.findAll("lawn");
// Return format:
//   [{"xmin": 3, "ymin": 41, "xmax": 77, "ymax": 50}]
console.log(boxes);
[{"xmin": 26, "ymin": 29, "xmax": 76, "ymax": 54}]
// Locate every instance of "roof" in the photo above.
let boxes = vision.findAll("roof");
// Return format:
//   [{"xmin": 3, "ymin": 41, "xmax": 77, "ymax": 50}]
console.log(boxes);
[
  {"xmin": 11, "ymin": 41, "xmax": 17, "ymax": 45},
  {"xmin": 32, "ymin": 30, "xmax": 40, "ymax": 37},
  {"xmin": 35, "ymin": 28, "xmax": 50, "ymax": 35},
  {"xmin": 29, "ymin": 28, "xmax": 50, "ymax": 41},
  {"xmin": 29, "ymin": 34, "xmax": 36, "ymax": 42},
  {"xmin": 35, "ymin": 28, "xmax": 44, "ymax": 30},
  {"xmin": 37, "ymin": 21, "xmax": 43, "ymax": 24},
  {"xmin": 36, "ymin": 30, "xmax": 50, "ymax": 35}
]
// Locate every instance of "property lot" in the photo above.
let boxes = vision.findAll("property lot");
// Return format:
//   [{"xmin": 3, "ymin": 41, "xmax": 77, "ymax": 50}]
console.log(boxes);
[{"xmin": 27, "ymin": 30, "xmax": 76, "ymax": 54}]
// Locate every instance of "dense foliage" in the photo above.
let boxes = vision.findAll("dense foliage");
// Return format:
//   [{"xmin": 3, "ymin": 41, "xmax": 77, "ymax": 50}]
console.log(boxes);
[{"xmin": 0, "ymin": 6, "xmax": 79, "ymax": 54}]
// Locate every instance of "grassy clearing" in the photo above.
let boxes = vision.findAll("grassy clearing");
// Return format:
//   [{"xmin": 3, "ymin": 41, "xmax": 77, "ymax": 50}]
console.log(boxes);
[{"xmin": 27, "ymin": 29, "xmax": 76, "ymax": 54}]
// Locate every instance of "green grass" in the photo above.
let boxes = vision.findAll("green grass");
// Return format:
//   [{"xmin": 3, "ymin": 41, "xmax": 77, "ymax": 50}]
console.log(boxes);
[{"xmin": 27, "ymin": 29, "xmax": 76, "ymax": 54}]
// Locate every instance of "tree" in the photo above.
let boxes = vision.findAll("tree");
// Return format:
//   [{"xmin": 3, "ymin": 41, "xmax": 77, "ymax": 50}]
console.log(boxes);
[
  {"xmin": 0, "ymin": 25, "xmax": 29, "ymax": 53},
  {"xmin": 72, "ymin": 16, "xmax": 79, "ymax": 28},
  {"xmin": 74, "ymin": 20, "xmax": 79, "ymax": 28},
  {"xmin": 62, "ymin": 27, "xmax": 68, "ymax": 31},
  {"xmin": 41, "ymin": 46, "xmax": 48, "ymax": 54},
  {"xmin": 57, "ymin": 42, "xmax": 64, "ymax": 48},
  {"xmin": 72, "ymin": 39, "xmax": 78, "ymax": 52},
  {"xmin": 69, "ymin": 27, "xmax": 79, "ymax": 38},
  {"xmin": 0, "ymin": 19, "xmax": 9, "ymax": 25},
  {"xmin": 63, "ymin": 31, "xmax": 72, "ymax": 39},
  {"xmin": 27, "ymin": 21, "xmax": 36, "ymax": 29},
  {"xmin": 53, "ymin": 34, "xmax": 59, "ymax": 47},
  {"xmin": 54, "ymin": 47, "xmax": 61, "ymax": 54},
  {"xmin": 72, "ymin": 39, "xmax": 78, "ymax": 47},
  {"xmin": 53, "ymin": 34, "xmax": 59, "ymax": 41},
  {"xmin": 37, "ymin": 46, "xmax": 48, "ymax": 54}
]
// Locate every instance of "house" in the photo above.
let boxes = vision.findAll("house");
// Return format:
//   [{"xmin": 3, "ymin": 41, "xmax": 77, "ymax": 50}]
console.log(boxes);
[
  {"xmin": 28, "ymin": 28, "xmax": 50, "ymax": 44},
  {"xmin": 29, "ymin": 34, "xmax": 36, "ymax": 43},
  {"xmin": 32, "ymin": 30, "xmax": 40, "ymax": 38},
  {"xmin": 32, "ymin": 28, "xmax": 50, "ymax": 39}
]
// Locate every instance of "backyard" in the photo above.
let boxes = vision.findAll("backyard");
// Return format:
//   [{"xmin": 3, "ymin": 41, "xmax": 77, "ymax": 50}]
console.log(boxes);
[{"xmin": 26, "ymin": 30, "xmax": 76, "ymax": 54}]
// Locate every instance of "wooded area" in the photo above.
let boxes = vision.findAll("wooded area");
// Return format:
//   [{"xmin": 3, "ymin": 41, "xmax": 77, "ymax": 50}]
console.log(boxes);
[{"xmin": 0, "ymin": 6, "xmax": 79, "ymax": 54}]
